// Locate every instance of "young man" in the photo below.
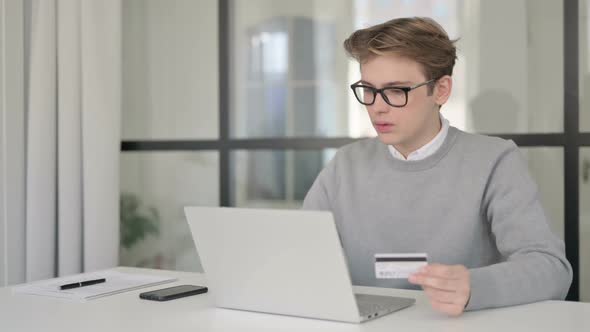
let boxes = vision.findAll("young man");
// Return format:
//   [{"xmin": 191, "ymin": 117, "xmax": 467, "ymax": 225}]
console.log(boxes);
[{"xmin": 303, "ymin": 17, "xmax": 572, "ymax": 316}]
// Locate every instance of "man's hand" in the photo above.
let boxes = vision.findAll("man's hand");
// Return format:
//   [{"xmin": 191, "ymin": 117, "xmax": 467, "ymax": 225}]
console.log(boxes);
[{"xmin": 408, "ymin": 264, "xmax": 471, "ymax": 316}]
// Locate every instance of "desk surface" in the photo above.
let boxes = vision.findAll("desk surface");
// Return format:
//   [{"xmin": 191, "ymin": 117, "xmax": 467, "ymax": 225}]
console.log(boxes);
[{"xmin": 1, "ymin": 267, "xmax": 589, "ymax": 332}]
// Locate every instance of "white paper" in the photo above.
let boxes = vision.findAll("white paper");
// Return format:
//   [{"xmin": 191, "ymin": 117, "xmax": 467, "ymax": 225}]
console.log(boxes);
[{"xmin": 12, "ymin": 270, "xmax": 176, "ymax": 301}]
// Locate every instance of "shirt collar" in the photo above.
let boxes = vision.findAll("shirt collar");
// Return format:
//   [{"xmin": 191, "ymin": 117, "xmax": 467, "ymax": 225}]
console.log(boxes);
[{"xmin": 388, "ymin": 113, "xmax": 450, "ymax": 161}]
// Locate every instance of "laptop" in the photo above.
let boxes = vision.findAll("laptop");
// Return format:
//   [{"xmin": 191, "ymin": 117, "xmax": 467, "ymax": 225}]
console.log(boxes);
[{"xmin": 185, "ymin": 207, "xmax": 415, "ymax": 323}]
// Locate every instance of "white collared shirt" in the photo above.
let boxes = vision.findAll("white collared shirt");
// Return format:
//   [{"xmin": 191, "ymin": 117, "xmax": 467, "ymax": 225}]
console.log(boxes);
[{"xmin": 388, "ymin": 113, "xmax": 450, "ymax": 161}]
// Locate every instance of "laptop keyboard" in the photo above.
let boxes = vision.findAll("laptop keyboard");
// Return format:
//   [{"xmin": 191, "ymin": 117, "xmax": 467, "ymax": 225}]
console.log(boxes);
[{"xmin": 355, "ymin": 293, "xmax": 403, "ymax": 317}]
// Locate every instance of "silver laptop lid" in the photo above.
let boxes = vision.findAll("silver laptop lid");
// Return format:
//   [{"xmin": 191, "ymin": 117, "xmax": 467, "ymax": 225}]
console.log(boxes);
[{"xmin": 185, "ymin": 207, "xmax": 362, "ymax": 323}]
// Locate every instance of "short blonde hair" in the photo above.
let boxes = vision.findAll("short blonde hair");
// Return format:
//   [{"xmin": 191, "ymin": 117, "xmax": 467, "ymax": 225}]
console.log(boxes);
[{"xmin": 344, "ymin": 17, "xmax": 458, "ymax": 80}]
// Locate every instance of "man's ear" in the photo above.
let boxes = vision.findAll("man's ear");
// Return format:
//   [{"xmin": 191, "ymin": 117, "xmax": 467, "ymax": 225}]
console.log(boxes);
[{"xmin": 434, "ymin": 75, "xmax": 452, "ymax": 106}]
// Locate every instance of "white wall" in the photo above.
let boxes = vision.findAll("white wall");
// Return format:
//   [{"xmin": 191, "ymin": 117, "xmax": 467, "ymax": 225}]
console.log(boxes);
[
  {"xmin": 521, "ymin": 148, "xmax": 564, "ymax": 240},
  {"xmin": 122, "ymin": 0, "xmax": 219, "ymax": 140},
  {"xmin": 463, "ymin": 0, "xmax": 562, "ymax": 134},
  {"xmin": 0, "ymin": 0, "xmax": 26, "ymax": 286},
  {"xmin": 526, "ymin": 0, "xmax": 563, "ymax": 132},
  {"xmin": 466, "ymin": 0, "xmax": 528, "ymax": 132}
]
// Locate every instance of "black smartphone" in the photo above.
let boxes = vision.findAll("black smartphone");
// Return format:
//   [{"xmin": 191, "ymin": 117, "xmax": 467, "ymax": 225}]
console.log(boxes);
[{"xmin": 139, "ymin": 285, "xmax": 208, "ymax": 301}]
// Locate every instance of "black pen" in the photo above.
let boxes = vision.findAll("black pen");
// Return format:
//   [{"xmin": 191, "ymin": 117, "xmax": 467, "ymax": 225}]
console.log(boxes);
[{"xmin": 60, "ymin": 278, "xmax": 106, "ymax": 290}]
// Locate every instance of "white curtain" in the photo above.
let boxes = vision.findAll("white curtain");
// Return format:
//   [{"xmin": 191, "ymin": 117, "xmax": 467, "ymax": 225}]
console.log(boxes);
[{"xmin": 25, "ymin": 0, "xmax": 121, "ymax": 281}]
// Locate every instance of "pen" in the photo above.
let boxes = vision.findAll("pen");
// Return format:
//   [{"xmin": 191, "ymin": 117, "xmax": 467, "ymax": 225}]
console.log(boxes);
[{"xmin": 59, "ymin": 278, "xmax": 106, "ymax": 290}]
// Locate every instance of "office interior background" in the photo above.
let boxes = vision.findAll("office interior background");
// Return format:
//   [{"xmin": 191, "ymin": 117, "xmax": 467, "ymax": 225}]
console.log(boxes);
[{"xmin": 1, "ymin": 0, "xmax": 590, "ymax": 302}]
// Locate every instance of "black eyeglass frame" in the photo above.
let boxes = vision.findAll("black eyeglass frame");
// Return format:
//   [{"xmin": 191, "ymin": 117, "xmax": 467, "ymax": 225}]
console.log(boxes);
[{"xmin": 350, "ymin": 78, "xmax": 437, "ymax": 107}]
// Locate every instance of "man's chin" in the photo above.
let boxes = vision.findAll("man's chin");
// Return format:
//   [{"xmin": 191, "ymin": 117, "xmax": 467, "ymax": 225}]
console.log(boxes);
[{"xmin": 377, "ymin": 133, "xmax": 404, "ymax": 146}]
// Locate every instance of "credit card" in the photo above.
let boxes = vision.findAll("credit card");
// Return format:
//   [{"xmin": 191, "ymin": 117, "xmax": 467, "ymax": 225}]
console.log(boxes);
[{"xmin": 375, "ymin": 253, "xmax": 428, "ymax": 279}]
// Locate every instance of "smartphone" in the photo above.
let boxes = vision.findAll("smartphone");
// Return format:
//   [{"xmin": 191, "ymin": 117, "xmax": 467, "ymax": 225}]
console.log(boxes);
[{"xmin": 139, "ymin": 285, "xmax": 208, "ymax": 301}]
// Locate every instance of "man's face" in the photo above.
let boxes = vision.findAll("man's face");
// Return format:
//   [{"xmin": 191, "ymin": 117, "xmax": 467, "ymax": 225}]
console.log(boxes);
[{"xmin": 359, "ymin": 54, "xmax": 443, "ymax": 150}]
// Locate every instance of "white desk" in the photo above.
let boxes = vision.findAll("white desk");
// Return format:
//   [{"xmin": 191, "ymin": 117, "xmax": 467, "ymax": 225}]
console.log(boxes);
[{"xmin": 1, "ymin": 267, "xmax": 589, "ymax": 332}]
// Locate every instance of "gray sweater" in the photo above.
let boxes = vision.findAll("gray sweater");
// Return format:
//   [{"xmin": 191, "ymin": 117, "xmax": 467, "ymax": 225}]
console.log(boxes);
[{"xmin": 302, "ymin": 126, "xmax": 572, "ymax": 311}]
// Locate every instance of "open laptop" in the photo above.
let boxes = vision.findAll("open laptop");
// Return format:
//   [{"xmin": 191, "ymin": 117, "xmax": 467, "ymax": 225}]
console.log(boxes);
[{"xmin": 185, "ymin": 207, "xmax": 415, "ymax": 323}]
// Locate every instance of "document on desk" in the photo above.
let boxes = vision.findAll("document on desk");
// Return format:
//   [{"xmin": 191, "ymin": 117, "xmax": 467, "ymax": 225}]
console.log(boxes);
[{"xmin": 12, "ymin": 270, "xmax": 176, "ymax": 301}]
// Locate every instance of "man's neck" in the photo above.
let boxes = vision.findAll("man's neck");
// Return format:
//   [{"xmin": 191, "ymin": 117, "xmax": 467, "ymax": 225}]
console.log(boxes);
[{"xmin": 394, "ymin": 113, "xmax": 442, "ymax": 159}]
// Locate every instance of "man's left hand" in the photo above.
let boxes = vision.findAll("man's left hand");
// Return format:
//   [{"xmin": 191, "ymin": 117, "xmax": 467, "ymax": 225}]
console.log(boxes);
[{"xmin": 408, "ymin": 263, "xmax": 471, "ymax": 316}]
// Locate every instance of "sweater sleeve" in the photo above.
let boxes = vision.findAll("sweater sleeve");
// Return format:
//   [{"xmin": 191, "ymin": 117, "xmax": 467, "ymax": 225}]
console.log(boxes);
[
  {"xmin": 465, "ymin": 141, "xmax": 573, "ymax": 311},
  {"xmin": 302, "ymin": 153, "xmax": 339, "ymax": 212}
]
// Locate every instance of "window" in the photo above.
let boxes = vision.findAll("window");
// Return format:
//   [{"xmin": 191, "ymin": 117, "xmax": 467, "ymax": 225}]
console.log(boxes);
[{"xmin": 121, "ymin": 0, "xmax": 584, "ymax": 302}]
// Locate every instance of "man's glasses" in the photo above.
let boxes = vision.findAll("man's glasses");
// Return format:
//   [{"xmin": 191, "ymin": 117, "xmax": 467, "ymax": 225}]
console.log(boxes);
[{"xmin": 350, "ymin": 79, "xmax": 436, "ymax": 108}]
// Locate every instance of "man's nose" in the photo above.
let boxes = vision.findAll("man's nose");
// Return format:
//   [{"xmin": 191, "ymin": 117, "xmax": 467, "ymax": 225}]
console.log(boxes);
[{"xmin": 372, "ymin": 92, "xmax": 390, "ymax": 113}]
